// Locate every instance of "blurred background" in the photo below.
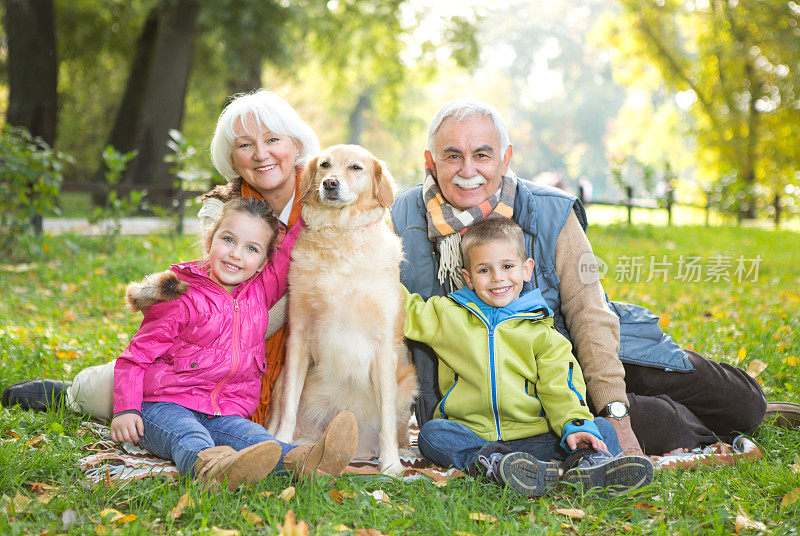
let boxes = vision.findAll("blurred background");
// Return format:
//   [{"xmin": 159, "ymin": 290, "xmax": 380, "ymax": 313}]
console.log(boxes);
[{"xmin": 2, "ymin": 0, "xmax": 799, "ymax": 231}]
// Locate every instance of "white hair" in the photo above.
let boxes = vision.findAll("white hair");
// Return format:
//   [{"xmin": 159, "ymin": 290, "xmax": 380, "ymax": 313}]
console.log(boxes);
[
  {"xmin": 210, "ymin": 89, "xmax": 321, "ymax": 181},
  {"xmin": 426, "ymin": 98, "xmax": 510, "ymax": 154}
]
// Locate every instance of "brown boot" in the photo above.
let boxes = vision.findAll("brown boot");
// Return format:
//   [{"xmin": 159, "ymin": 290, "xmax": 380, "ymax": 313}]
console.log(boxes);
[
  {"xmin": 282, "ymin": 410, "xmax": 358, "ymax": 479},
  {"xmin": 194, "ymin": 441, "xmax": 282, "ymax": 491}
]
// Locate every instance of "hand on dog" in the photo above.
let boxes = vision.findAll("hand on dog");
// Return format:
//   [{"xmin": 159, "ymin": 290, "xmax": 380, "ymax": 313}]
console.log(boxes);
[
  {"xmin": 565, "ymin": 431, "xmax": 607, "ymax": 452},
  {"xmin": 111, "ymin": 413, "xmax": 144, "ymax": 444}
]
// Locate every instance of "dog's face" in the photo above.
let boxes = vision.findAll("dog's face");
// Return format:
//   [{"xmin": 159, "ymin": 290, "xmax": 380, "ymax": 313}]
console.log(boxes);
[{"xmin": 299, "ymin": 145, "xmax": 395, "ymax": 210}]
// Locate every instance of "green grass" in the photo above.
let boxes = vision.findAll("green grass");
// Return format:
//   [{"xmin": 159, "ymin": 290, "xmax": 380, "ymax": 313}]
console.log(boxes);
[{"xmin": 1, "ymin": 226, "xmax": 800, "ymax": 535}]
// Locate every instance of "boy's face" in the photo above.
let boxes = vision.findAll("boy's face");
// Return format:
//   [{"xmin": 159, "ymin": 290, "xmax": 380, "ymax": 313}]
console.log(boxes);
[{"xmin": 461, "ymin": 240, "xmax": 534, "ymax": 308}]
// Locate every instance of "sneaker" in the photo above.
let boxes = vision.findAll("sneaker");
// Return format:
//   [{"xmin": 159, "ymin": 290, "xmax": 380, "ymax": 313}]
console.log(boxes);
[
  {"xmin": 562, "ymin": 449, "xmax": 653, "ymax": 497},
  {"xmin": 478, "ymin": 451, "xmax": 560, "ymax": 497},
  {"xmin": 764, "ymin": 401, "xmax": 800, "ymax": 429},
  {"xmin": 1, "ymin": 380, "xmax": 70, "ymax": 411}
]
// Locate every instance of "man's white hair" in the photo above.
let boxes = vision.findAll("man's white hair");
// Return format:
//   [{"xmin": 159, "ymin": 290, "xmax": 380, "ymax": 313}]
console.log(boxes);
[
  {"xmin": 426, "ymin": 98, "xmax": 511, "ymax": 154},
  {"xmin": 210, "ymin": 89, "xmax": 321, "ymax": 181}
]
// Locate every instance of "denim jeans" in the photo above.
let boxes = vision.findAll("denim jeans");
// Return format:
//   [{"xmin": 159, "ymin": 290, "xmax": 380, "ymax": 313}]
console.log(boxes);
[
  {"xmin": 417, "ymin": 417, "xmax": 621, "ymax": 471},
  {"xmin": 139, "ymin": 402, "xmax": 295, "ymax": 476}
]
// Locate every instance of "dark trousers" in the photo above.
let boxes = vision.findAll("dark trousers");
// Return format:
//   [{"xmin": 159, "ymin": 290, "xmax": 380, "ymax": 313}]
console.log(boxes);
[{"xmin": 623, "ymin": 350, "xmax": 766, "ymax": 455}]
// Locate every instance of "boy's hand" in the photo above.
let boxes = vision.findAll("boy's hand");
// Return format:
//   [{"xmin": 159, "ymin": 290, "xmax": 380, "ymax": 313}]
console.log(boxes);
[
  {"xmin": 565, "ymin": 431, "xmax": 607, "ymax": 452},
  {"xmin": 110, "ymin": 413, "xmax": 144, "ymax": 444}
]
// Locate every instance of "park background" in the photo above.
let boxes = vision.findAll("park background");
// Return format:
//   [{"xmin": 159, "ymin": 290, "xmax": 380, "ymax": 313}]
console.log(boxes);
[{"xmin": 1, "ymin": 1, "xmax": 800, "ymax": 535}]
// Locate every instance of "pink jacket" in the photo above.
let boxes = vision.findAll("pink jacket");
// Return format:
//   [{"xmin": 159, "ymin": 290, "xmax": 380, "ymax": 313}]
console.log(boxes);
[{"xmin": 113, "ymin": 220, "xmax": 302, "ymax": 418}]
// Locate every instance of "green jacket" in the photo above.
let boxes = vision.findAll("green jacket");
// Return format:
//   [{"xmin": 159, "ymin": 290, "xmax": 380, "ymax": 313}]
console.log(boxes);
[{"xmin": 404, "ymin": 286, "xmax": 598, "ymax": 443}]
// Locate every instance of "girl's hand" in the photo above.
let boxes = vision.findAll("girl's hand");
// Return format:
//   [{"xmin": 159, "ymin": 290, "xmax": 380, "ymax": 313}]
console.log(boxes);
[
  {"xmin": 565, "ymin": 431, "xmax": 608, "ymax": 452},
  {"xmin": 110, "ymin": 413, "xmax": 144, "ymax": 444}
]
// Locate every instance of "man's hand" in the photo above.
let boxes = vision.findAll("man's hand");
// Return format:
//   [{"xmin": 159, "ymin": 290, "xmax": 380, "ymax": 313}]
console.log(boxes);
[
  {"xmin": 110, "ymin": 413, "xmax": 144, "ymax": 444},
  {"xmin": 565, "ymin": 431, "xmax": 607, "ymax": 452},
  {"xmin": 608, "ymin": 415, "xmax": 643, "ymax": 455}
]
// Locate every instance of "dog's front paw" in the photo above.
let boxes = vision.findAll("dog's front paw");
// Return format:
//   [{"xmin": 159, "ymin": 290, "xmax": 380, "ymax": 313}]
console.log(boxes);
[
  {"xmin": 274, "ymin": 427, "xmax": 293, "ymax": 444},
  {"xmin": 379, "ymin": 456, "xmax": 404, "ymax": 477}
]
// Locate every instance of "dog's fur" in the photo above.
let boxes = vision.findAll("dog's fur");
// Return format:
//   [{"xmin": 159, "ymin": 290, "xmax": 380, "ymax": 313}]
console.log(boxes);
[{"xmin": 272, "ymin": 145, "xmax": 418, "ymax": 475}]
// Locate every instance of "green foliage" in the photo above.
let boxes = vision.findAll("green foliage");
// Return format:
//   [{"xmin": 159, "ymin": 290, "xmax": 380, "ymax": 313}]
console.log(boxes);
[
  {"xmin": 0, "ymin": 126, "xmax": 73, "ymax": 260},
  {"xmin": 598, "ymin": 0, "xmax": 800, "ymax": 218},
  {"xmin": 87, "ymin": 146, "xmax": 150, "ymax": 243}
]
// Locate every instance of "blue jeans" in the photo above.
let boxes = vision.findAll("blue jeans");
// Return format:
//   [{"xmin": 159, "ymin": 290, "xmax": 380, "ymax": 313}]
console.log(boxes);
[
  {"xmin": 418, "ymin": 417, "xmax": 622, "ymax": 471},
  {"xmin": 139, "ymin": 402, "xmax": 295, "ymax": 476}
]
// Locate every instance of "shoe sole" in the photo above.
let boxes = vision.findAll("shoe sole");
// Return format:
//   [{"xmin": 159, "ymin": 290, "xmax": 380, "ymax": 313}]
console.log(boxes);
[
  {"xmin": 315, "ymin": 410, "xmax": 359, "ymax": 477},
  {"xmin": 223, "ymin": 441, "xmax": 282, "ymax": 491},
  {"xmin": 497, "ymin": 452, "xmax": 560, "ymax": 497},
  {"xmin": 562, "ymin": 455, "xmax": 654, "ymax": 497},
  {"xmin": 765, "ymin": 402, "xmax": 800, "ymax": 429}
]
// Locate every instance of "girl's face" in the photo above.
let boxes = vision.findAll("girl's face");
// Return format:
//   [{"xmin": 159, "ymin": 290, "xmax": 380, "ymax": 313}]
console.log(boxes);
[{"xmin": 207, "ymin": 211, "xmax": 273, "ymax": 293}]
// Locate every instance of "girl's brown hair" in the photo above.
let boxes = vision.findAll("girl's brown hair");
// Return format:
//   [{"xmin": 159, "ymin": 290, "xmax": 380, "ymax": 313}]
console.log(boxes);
[{"xmin": 204, "ymin": 197, "xmax": 280, "ymax": 260}]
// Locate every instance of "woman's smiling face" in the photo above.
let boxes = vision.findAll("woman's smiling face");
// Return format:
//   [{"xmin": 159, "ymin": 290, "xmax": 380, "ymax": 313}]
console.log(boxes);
[{"xmin": 231, "ymin": 115, "xmax": 299, "ymax": 200}]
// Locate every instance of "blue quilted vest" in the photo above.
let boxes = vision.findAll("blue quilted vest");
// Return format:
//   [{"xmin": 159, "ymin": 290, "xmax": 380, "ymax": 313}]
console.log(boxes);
[{"xmin": 390, "ymin": 179, "xmax": 692, "ymax": 425}]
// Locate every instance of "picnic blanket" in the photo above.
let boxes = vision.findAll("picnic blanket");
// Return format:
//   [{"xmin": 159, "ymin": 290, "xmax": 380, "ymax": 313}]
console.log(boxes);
[{"xmin": 76, "ymin": 421, "xmax": 762, "ymax": 485}]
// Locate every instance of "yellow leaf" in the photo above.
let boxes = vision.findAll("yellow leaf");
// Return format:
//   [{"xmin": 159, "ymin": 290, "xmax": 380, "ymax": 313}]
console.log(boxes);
[
  {"xmin": 781, "ymin": 488, "xmax": 800, "ymax": 508},
  {"xmin": 257, "ymin": 490, "xmax": 273, "ymax": 497},
  {"xmin": 169, "ymin": 491, "xmax": 194, "ymax": 520},
  {"xmin": 790, "ymin": 455, "xmax": 800, "ymax": 475},
  {"xmin": 746, "ymin": 360, "xmax": 767, "ymax": 378},
  {"xmin": 432, "ymin": 479, "xmax": 448, "ymax": 487},
  {"xmin": 469, "ymin": 512, "xmax": 497, "ymax": 523},
  {"xmin": 29, "ymin": 482, "xmax": 56, "ymax": 493},
  {"xmin": 556, "ymin": 508, "xmax": 586, "ymax": 519},
  {"xmin": 278, "ymin": 510, "xmax": 309, "ymax": 536},
  {"xmin": 333, "ymin": 525, "xmax": 353, "ymax": 532},
  {"xmin": 56, "ymin": 350, "xmax": 77, "ymax": 360},
  {"xmin": 94, "ymin": 525, "xmax": 108, "ymax": 535},
  {"xmin": 241, "ymin": 508, "xmax": 263, "ymax": 524},
  {"xmin": 734, "ymin": 514, "xmax": 766, "ymax": 532},
  {"xmin": 62, "ymin": 310, "xmax": 77, "ymax": 322},
  {"xmin": 738, "ymin": 346, "xmax": 747, "ymax": 361},
  {"xmin": 25, "ymin": 435, "xmax": 46, "ymax": 447},
  {"xmin": 785, "ymin": 356, "xmax": 799, "ymax": 367},
  {"xmin": 36, "ymin": 492, "xmax": 56, "ymax": 505},
  {"xmin": 112, "ymin": 514, "xmax": 137, "ymax": 524},
  {"xmin": 278, "ymin": 486, "xmax": 296, "ymax": 502},
  {"xmin": 7, "ymin": 492, "xmax": 31, "ymax": 515},
  {"xmin": 210, "ymin": 527, "xmax": 239, "ymax": 536},
  {"xmin": 659, "ymin": 313, "xmax": 670, "ymax": 328},
  {"xmin": 455, "ymin": 532, "xmax": 478, "ymax": 536},
  {"xmin": 330, "ymin": 489, "xmax": 354, "ymax": 503}
]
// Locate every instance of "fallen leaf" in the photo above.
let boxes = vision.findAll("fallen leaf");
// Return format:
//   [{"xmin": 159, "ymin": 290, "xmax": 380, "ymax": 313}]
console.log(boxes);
[
  {"xmin": 29, "ymin": 482, "xmax": 56, "ymax": 493},
  {"xmin": 469, "ymin": 512, "xmax": 497, "ymax": 523},
  {"xmin": 55, "ymin": 350, "xmax": 77, "ymax": 360},
  {"xmin": 25, "ymin": 435, "xmax": 46, "ymax": 447},
  {"xmin": 278, "ymin": 510, "xmax": 309, "ymax": 536},
  {"xmin": 278, "ymin": 486, "xmax": 296, "ymax": 502},
  {"xmin": 393, "ymin": 503, "xmax": 415, "ymax": 515},
  {"xmin": 369, "ymin": 489, "xmax": 391, "ymax": 506},
  {"xmin": 454, "ymin": 532, "xmax": 477, "ymax": 536},
  {"xmin": 241, "ymin": 508, "xmax": 263, "ymax": 524},
  {"xmin": 734, "ymin": 514, "xmax": 766, "ymax": 532},
  {"xmin": 737, "ymin": 346, "xmax": 747, "ymax": 361},
  {"xmin": 112, "ymin": 514, "xmax": 137, "ymax": 524},
  {"xmin": 556, "ymin": 508, "xmax": 585, "ymax": 519},
  {"xmin": 330, "ymin": 489, "xmax": 354, "ymax": 503},
  {"xmin": 8, "ymin": 492, "xmax": 32, "ymax": 514},
  {"xmin": 781, "ymin": 488, "xmax": 800, "ymax": 508},
  {"xmin": 432, "ymin": 480, "xmax": 448, "ymax": 488},
  {"xmin": 332, "ymin": 524, "xmax": 353, "ymax": 532},
  {"xmin": 100, "ymin": 508, "xmax": 123, "ymax": 521},
  {"xmin": 634, "ymin": 502, "xmax": 662, "ymax": 512},
  {"xmin": 37, "ymin": 492, "xmax": 56, "ymax": 505},
  {"xmin": 169, "ymin": 492, "xmax": 194, "ymax": 520},
  {"xmin": 790, "ymin": 455, "xmax": 800, "ymax": 475},
  {"xmin": 659, "ymin": 313, "xmax": 670, "ymax": 328},
  {"xmin": 257, "ymin": 490, "xmax": 273, "ymax": 497},
  {"xmin": 62, "ymin": 310, "xmax": 77, "ymax": 322},
  {"xmin": 785, "ymin": 356, "xmax": 799, "ymax": 367},
  {"xmin": 357, "ymin": 530, "xmax": 386, "ymax": 536},
  {"xmin": 210, "ymin": 527, "xmax": 239, "ymax": 536},
  {"xmin": 95, "ymin": 525, "xmax": 108, "ymax": 535},
  {"xmin": 746, "ymin": 360, "xmax": 767, "ymax": 378}
]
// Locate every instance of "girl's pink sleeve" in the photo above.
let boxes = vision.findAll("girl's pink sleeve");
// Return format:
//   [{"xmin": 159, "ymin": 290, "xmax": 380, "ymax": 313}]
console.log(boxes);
[
  {"xmin": 113, "ymin": 299, "xmax": 190, "ymax": 415},
  {"xmin": 260, "ymin": 218, "xmax": 304, "ymax": 307}
]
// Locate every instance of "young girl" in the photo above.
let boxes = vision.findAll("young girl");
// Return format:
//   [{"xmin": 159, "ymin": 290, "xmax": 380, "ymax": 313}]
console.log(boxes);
[{"xmin": 110, "ymin": 197, "xmax": 358, "ymax": 490}]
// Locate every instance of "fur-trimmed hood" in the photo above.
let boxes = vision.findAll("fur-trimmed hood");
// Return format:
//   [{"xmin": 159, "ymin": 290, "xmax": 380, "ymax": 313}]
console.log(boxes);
[{"xmin": 125, "ymin": 270, "xmax": 190, "ymax": 312}]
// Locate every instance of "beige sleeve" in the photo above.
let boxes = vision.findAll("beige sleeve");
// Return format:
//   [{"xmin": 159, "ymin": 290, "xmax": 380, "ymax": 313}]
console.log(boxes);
[{"xmin": 554, "ymin": 211, "xmax": 627, "ymax": 410}]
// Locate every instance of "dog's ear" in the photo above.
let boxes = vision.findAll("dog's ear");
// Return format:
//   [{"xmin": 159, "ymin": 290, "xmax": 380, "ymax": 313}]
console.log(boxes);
[
  {"xmin": 297, "ymin": 155, "xmax": 319, "ymax": 203},
  {"xmin": 373, "ymin": 158, "xmax": 396, "ymax": 208}
]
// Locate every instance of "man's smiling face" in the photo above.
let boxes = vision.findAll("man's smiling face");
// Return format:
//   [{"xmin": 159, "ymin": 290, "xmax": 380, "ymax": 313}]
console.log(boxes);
[{"xmin": 425, "ymin": 114, "xmax": 513, "ymax": 211}]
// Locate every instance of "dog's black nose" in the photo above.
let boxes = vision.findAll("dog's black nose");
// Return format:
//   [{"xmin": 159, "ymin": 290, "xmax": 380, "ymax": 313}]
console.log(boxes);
[{"xmin": 323, "ymin": 178, "xmax": 339, "ymax": 191}]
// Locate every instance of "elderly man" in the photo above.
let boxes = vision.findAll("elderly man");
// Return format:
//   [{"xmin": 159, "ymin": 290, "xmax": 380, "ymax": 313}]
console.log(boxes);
[{"xmin": 391, "ymin": 98, "xmax": 767, "ymax": 454}]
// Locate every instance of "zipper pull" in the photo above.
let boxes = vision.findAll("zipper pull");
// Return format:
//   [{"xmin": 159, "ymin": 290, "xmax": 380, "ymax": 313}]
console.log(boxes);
[{"xmin": 233, "ymin": 299, "xmax": 239, "ymax": 312}]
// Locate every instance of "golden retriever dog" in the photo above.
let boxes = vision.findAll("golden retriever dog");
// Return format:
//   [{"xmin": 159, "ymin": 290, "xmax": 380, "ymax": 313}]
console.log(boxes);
[{"xmin": 273, "ymin": 144, "xmax": 418, "ymax": 475}]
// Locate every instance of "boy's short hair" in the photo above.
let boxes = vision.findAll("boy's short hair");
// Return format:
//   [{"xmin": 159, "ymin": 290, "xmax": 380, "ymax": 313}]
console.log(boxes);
[{"xmin": 461, "ymin": 218, "xmax": 527, "ymax": 269}]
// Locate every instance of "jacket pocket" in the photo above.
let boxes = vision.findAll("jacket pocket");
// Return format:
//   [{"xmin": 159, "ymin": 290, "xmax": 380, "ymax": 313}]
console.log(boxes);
[{"xmin": 173, "ymin": 348, "xmax": 219, "ymax": 373}]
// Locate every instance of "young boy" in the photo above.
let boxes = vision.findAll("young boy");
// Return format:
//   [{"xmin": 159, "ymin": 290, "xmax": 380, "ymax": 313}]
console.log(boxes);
[{"xmin": 403, "ymin": 218, "xmax": 654, "ymax": 497}]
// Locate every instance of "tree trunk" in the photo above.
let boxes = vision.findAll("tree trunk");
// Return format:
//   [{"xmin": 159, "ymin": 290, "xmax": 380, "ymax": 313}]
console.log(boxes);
[
  {"xmin": 347, "ymin": 91, "xmax": 372, "ymax": 145},
  {"xmin": 102, "ymin": 0, "xmax": 201, "ymax": 205},
  {"xmin": 3, "ymin": 0, "xmax": 58, "ymax": 234}
]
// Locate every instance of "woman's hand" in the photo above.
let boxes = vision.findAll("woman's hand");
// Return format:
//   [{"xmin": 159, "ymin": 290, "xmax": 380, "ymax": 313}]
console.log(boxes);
[
  {"xmin": 110, "ymin": 413, "xmax": 144, "ymax": 444},
  {"xmin": 565, "ymin": 431, "xmax": 607, "ymax": 452}
]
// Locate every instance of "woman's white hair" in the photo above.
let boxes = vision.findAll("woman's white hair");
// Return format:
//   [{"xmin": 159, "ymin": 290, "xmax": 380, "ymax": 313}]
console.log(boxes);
[
  {"xmin": 426, "ymin": 98, "xmax": 510, "ymax": 154},
  {"xmin": 210, "ymin": 89, "xmax": 321, "ymax": 181}
]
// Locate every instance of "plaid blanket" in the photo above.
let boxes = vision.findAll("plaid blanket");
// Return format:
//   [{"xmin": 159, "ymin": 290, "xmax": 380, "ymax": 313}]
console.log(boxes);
[{"xmin": 76, "ymin": 421, "xmax": 762, "ymax": 485}]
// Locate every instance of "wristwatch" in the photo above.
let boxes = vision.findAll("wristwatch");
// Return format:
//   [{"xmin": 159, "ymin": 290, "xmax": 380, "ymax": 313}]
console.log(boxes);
[{"xmin": 599, "ymin": 401, "xmax": 629, "ymax": 420}]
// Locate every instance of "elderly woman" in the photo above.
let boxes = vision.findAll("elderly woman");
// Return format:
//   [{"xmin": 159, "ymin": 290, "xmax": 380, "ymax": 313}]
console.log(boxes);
[{"xmin": 3, "ymin": 90, "xmax": 319, "ymax": 427}]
